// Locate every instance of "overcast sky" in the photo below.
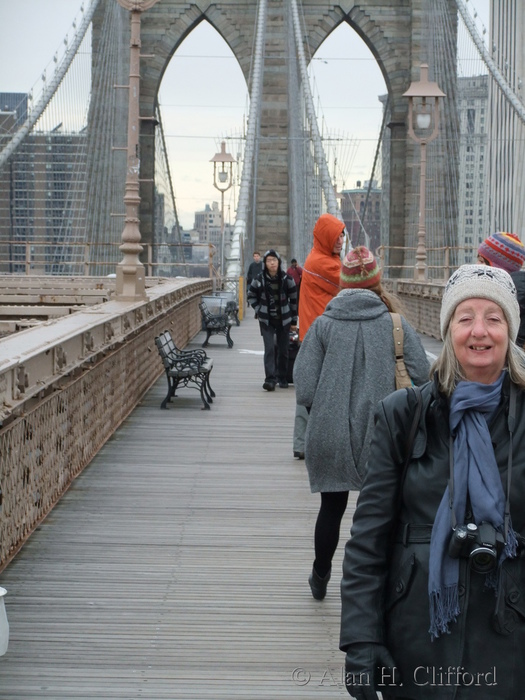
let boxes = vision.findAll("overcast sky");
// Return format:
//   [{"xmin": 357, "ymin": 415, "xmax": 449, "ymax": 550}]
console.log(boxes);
[{"xmin": 0, "ymin": 0, "xmax": 490, "ymax": 231}]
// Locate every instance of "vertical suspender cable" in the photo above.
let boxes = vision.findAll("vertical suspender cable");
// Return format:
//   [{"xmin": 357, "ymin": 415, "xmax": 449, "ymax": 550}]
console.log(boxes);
[
  {"xmin": 289, "ymin": 0, "xmax": 342, "ymax": 220},
  {"xmin": 455, "ymin": 0, "xmax": 525, "ymax": 123},
  {"xmin": 225, "ymin": 0, "xmax": 266, "ymax": 278}
]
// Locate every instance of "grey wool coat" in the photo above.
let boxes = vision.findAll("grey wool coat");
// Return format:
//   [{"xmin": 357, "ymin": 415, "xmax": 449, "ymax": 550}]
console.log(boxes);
[{"xmin": 293, "ymin": 288, "xmax": 430, "ymax": 492}]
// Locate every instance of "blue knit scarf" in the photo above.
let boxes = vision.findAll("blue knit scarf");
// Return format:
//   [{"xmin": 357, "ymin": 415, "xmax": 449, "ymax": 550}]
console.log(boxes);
[{"xmin": 428, "ymin": 372, "xmax": 518, "ymax": 640}]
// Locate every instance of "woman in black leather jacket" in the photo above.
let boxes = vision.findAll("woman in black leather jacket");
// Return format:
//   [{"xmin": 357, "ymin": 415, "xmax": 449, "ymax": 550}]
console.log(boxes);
[{"xmin": 340, "ymin": 265, "xmax": 525, "ymax": 700}]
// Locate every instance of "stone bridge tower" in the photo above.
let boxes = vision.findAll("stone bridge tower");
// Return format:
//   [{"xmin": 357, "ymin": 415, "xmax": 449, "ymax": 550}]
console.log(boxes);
[{"xmin": 91, "ymin": 0, "xmax": 458, "ymax": 271}]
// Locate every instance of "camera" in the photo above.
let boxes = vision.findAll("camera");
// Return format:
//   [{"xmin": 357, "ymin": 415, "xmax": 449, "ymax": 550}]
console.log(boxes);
[{"xmin": 448, "ymin": 522, "xmax": 505, "ymax": 574}]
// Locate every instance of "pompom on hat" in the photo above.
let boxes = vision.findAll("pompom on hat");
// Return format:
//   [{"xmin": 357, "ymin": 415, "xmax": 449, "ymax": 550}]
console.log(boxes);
[
  {"xmin": 478, "ymin": 232, "xmax": 525, "ymax": 273},
  {"xmin": 340, "ymin": 246, "xmax": 381, "ymax": 289},
  {"xmin": 440, "ymin": 264, "xmax": 520, "ymax": 341}
]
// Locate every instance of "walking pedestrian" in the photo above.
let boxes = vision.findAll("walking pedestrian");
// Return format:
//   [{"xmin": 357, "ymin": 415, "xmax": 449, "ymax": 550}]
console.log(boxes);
[
  {"xmin": 247, "ymin": 249, "xmax": 297, "ymax": 391},
  {"xmin": 286, "ymin": 258, "xmax": 303, "ymax": 303},
  {"xmin": 294, "ymin": 246, "xmax": 429, "ymax": 601},
  {"xmin": 293, "ymin": 213, "xmax": 345, "ymax": 459},
  {"xmin": 246, "ymin": 251, "xmax": 263, "ymax": 287}
]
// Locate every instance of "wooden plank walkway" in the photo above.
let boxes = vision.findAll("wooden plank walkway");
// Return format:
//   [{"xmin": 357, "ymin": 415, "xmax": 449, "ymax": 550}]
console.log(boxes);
[{"xmin": 0, "ymin": 314, "xmax": 440, "ymax": 699}]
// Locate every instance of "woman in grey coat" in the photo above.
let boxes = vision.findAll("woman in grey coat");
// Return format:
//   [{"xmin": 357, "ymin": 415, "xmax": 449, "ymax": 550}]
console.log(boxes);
[{"xmin": 293, "ymin": 246, "xmax": 430, "ymax": 601}]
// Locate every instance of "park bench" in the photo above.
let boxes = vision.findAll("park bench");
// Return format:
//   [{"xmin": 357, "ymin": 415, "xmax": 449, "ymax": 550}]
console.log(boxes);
[
  {"xmin": 154, "ymin": 330, "xmax": 215, "ymax": 410},
  {"xmin": 199, "ymin": 300, "xmax": 234, "ymax": 348}
]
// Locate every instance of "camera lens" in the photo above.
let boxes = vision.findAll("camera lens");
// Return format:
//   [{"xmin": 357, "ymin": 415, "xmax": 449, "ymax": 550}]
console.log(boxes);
[{"xmin": 470, "ymin": 545, "xmax": 497, "ymax": 574}]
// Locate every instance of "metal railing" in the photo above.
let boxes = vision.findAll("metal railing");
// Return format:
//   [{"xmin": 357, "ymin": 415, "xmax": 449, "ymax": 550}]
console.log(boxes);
[
  {"xmin": 0, "ymin": 277, "xmax": 211, "ymax": 571},
  {"xmin": 0, "ymin": 241, "xmax": 221, "ymax": 279},
  {"xmin": 376, "ymin": 245, "xmax": 481, "ymax": 281}
]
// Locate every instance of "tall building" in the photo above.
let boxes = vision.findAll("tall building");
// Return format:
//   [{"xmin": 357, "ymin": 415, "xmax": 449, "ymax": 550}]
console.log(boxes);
[
  {"xmin": 0, "ymin": 92, "xmax": 28, "ymax": 127},
  {"xmin": 457, "ymin": 75, "xmax": 489, "ymax": 264},
  {"xmin": 486, "ymin": 1, "xmax": 525, "ymax": 238},
  {"xmin": 0, "ymin": 111, "xmax": 87, "ymax": 274},
  {"xmin": 194, "ymin": 202, "xmax": 222, "ymax": 246},
  {"xmin": 194, "ymin": 201, "xmax": 233, "ymax": 269}
]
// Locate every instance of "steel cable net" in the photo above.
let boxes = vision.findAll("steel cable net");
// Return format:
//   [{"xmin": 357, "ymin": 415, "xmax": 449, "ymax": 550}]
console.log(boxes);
[
  {"xmin": 0, "ymin": 0, "xmax": 132, "ymax": 277},
  {"xmin": 153, "ymin": 104, "xmax": 188, "ymax": 278},
  {"xmin": 288, "ymin": 21, "xmax": 319, "ymax": 266},
  {"xmin": 0, "ymin": 3, "xmax": 96, "ymax": 275},
  {"xmin": 289, "ymin": 0, "xmax": 342, "ymax": 265},
  {"xmin": 398, "ymin": 0, "xmax": 461, "ymax": 278},
  {"xmin": 401, "ymin": 0, "xmax": 525, "ymax": 279}
]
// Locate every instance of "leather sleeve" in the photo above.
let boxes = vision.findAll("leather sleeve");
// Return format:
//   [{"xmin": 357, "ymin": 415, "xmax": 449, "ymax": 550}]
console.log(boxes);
[{"xmin": 339, "ymin": 389, "xmax": 422, "ymax": 650}]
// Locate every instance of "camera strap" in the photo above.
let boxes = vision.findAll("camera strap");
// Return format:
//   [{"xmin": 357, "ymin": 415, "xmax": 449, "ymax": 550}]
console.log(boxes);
[{"xmin": 504, "ymin": 381, "xmax": 516, "ymax": 542}]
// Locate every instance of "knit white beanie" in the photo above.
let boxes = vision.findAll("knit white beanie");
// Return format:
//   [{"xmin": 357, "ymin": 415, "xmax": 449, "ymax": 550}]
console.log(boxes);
[{"xmin": 440, "ymin": 264, "xmax": 520, "ymax": 341}]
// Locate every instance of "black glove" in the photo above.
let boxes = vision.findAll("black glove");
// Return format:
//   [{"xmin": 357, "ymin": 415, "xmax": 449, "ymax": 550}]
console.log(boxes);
[{"xmin": 344, "ymin": 643, "xmax": 398, "ymax": 699}]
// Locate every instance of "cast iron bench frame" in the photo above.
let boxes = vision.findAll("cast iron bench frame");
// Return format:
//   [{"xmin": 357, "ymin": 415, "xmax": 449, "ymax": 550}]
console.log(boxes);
[
  {"xmin": 155, "ymin": 330, "xmax": 216, "ymax": 410},
  {"xmin": 199, "ymin": 300, "xmax": 234, "ymax": 348}
]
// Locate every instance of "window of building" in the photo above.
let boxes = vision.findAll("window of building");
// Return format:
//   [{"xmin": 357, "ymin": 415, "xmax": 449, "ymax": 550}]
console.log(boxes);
[{"xmin": 467, "ymin": 109, "xmax": 476, "ymax": 134}]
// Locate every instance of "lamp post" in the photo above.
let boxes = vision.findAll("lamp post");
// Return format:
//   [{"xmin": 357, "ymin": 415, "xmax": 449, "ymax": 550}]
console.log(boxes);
[
  {"xmin": 210, "ymin": 141, "xmax": 235, "ymax": 278},
  {"xmin": 403, "ymin": 64, "xmax": 446, "ymax": 281},
  {"xmin": 114, "ymin": 0, "xmax": 159, "ymax": 301}
]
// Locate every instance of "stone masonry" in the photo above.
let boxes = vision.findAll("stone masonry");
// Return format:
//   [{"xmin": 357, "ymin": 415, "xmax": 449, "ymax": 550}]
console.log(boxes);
[{"xmin": 90, "ymin": 0, "xmax": 458, "ymax": 270}]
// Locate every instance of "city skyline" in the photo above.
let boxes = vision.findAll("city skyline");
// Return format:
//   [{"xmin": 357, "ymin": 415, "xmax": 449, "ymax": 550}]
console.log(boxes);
[{"xmin": 0, "ymin": 0, "xmax": 490, "ymax": 230}]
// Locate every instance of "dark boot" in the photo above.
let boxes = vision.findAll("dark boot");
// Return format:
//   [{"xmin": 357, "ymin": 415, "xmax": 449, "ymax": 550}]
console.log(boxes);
[{"xmin": 308, "ymin": 565, "xmax": 331, "ymax": 600}]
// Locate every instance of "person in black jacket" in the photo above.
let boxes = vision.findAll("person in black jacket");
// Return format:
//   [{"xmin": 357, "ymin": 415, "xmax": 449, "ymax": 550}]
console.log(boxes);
[
  {"xmin": 247, "ymin": 249, "xmax": 297, "ymax": 391},
  {"xmin": 340, "ymin": 265, "xmax": 525, "ymax": 700},
  {"xmin": 246, "ymin": 251, "xmax": 263, "ymax": 287}
]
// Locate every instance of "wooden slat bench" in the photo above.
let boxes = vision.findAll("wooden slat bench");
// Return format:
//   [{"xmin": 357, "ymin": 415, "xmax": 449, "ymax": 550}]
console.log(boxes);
[
  {"xmin": 154, "ymin": 330, "xmax": 215, "ymax": 410},
  {"xmin": 199, "ymin": 301, "xmax": 234, "ymax": 348}
]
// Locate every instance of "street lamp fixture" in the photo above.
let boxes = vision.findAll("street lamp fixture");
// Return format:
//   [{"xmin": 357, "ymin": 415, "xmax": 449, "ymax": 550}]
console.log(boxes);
[
  {"xmin": 403, "ymin": 64, "xmax": 446, "ymax": 281},
  {"xmin": 210, "ymin": 141, "xmax": 235, "ymax": 278},
  {"xmin": 114, "ymin": 0, "xmax": 160, "ymax": 300}
]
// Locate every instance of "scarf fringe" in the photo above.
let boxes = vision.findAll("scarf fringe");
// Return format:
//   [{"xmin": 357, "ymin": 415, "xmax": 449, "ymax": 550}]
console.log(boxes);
[
  {"xmin": 429, "ymin": 585, "xmax": 461, "ymax": 640},
  {"xmin": 505, "ymin": 526, "xmax": 519, "ymax": 559}
]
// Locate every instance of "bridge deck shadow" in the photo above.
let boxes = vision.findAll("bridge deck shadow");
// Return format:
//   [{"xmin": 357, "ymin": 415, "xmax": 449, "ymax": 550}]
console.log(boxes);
[{"xmin": 0, "ymin": 314, "xmax": 440, "ymax": 699}]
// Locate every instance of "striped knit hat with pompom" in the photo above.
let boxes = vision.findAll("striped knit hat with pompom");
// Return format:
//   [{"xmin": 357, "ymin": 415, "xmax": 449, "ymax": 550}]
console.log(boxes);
[
  {"xmin": 340, "ymin": 246, "xmax": 381, "ymax": 289},
  {"xmin": 478, "ymin": 232, "xmax": 525, "ymax": 273}
]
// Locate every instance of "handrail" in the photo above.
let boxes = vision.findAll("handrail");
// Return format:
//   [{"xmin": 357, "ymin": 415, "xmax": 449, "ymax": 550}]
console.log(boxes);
[{"xmin": 0, "ymin": 241, "xmax": 219, "ymax": 278}]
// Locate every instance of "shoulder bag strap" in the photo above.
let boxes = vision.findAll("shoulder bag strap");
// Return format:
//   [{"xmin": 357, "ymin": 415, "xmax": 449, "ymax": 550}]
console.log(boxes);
[{"xmin": 390, "ymin": 312, "xmax": 404, "ymax": 359}]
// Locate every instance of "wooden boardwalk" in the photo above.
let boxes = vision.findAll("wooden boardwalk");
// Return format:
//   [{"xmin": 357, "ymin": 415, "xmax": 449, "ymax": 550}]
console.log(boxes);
[{"xmin": 0, "ymin": 315, "xmax": 440, "ymax": 699}]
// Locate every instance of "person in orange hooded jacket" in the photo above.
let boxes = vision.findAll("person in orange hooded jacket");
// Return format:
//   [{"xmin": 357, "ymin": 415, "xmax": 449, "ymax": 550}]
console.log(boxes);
[
  {"xmin": 293, "ymin": 213, "xmax": 345, "ymax": 458},
  {"xmin": 298, "ymin": 213, "xmax": 345, "ymax": 340}
]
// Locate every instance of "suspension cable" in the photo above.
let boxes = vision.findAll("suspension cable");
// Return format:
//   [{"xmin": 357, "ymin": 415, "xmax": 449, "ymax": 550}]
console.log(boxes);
[
  {"xmin": 289, "ymin": 0, "xmax": 342, "ymax": 220},
  {"xmin": 455, "ymin": 0, "xmax": 525, "ymax": 124},
  {"xmin": 0, "ymin": 0, "xmax": 101, "ymax": 170},
  {"xmin": 225, "ymin": 0, "xmax": 267, "ymax": 278}
]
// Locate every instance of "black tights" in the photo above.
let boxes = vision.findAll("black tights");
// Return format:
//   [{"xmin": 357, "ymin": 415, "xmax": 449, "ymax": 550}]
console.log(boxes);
[{"xmin": 313, "ymin": 491, "xmax": 349, "ymax": 578}]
